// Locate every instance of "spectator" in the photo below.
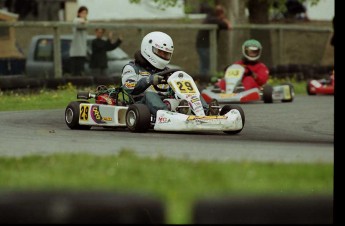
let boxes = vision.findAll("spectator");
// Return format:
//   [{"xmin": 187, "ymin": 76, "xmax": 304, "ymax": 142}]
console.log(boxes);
[
  {"xmin": 90, "ymin": 28, "xmax": 123, "ymax": 77},
  {"xmin": 69, "ymin": 6, "xmax": 88, "ymax": 76},
  {"xmin": 3, "ymin": 0, "xmax": 38, "ymax": 20},
  {"xmin": 285, "ymin": 0, "xmax": 309, "ymax": 21},
  {"xmin": 195, "ymin": 4, "xmax": 231, "ymax": 77}
]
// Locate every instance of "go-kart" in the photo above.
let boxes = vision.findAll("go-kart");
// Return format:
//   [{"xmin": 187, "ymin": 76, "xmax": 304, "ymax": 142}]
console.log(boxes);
[
  {"xmin": 65, "ymin": 69, "xmax": 245, "ymax": 134},
  {"xmin": 201, "ymin": 64, "xmax": 294, "ymax": 104},
  {"xmin": 306, "ymin": 73, "xmax": 334, "ymax": 95}
]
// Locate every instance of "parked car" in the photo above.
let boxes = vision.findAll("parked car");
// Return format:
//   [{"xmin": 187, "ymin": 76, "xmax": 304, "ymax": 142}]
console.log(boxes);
[{"xmin": 25, "ymin": 35, "xmax": 181, "ymax": 78}]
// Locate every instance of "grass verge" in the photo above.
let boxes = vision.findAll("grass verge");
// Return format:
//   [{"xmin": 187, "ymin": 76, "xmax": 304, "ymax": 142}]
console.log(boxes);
[{"xmin": 0, "ymin": 151, "xmax": 333, "ymax": 224}]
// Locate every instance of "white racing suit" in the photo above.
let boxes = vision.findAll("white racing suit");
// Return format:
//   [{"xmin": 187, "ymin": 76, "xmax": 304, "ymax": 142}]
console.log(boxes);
[{"xmin": 121, "ymin": 53, "xmax": 209, "ymax": 117}]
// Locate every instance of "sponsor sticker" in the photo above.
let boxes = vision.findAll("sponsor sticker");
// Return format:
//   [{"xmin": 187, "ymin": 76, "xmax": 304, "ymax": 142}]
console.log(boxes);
[
  {"xmin": 187, "ymin": 115, "xmax": 227, "ymax": 121},
  {"xmin": 124, "ymin": 82, "xmax": 135, "ymax": 89},
  {"xmin": 219, "ymin": 93, "xmax": 236, "ymax": 98}
]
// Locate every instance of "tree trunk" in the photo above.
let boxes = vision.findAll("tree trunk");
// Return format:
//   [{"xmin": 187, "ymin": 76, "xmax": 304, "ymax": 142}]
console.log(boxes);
[
  {"xmin": 247, "ymin": 0, "xmax": 270, "ymax": 23},
  {"xmin": 247, "ymin": 0, "xmax": 273, "ymax": 66},
  {"xmin": 216, "ymin": 0, "xmax": 247, "ymax": 71}
]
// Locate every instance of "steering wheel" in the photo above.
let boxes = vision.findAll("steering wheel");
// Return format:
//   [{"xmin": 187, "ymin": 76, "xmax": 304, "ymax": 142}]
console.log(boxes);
[{"xmin": 153, "ymin": 68, "xmax": 180, "ymax": 92}]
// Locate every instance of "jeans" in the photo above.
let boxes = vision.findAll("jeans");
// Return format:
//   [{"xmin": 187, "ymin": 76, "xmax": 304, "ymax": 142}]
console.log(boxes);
[
  {"xmin": 196, "ymin": 47, "xmax": 210, "ymax": 77},
  {"xmin": 70, "ymin": 57, "xmax": 86, "ymax": 76},
  {"xmin": 139, "ymin": 92, "xmax": 168, "ymax": 116}
]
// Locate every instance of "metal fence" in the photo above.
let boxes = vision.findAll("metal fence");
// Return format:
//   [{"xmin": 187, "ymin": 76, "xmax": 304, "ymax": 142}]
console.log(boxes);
[{"xmin": 0, "ymin": 21, "xmax": 333, "ymax": 80}]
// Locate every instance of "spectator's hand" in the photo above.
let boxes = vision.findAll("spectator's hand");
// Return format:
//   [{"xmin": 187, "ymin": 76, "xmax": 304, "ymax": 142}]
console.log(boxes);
[
  {"xmin": 149, "ymin": 74, "xmax": 164, "ymax": 85},
  {"xmin": 224, "ymin": 19, "xmax": 232, "ymax": 30},
  {"xmin": 118, "ymin": 34, "xmax": 123, "ymax": 41},
  {"xmin": 108, "ymin": 31, "xmax": 114, "ymax": 40}
]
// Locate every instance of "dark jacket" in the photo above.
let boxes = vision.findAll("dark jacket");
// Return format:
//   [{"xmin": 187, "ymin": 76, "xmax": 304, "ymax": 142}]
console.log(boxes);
[
  {"xmin": 196, "ymin": 14, "xmax": 229, "ymax": 49},
  {"xmin": 90, "ymin": 38, "xmax": 122, "ymax": 69}
]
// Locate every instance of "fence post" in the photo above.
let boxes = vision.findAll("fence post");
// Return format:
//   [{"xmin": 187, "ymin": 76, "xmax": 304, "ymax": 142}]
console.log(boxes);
[
  {"xmin": 209, "ymin": 29, "xmax": 217, "ymax": 78},
  {"xmin": 53, "ymin": 25, "xmax": 62, "ymax": 78},
  {"xmin": 278, "ymin": 28, "xmax": 283, "ymax": 66}
]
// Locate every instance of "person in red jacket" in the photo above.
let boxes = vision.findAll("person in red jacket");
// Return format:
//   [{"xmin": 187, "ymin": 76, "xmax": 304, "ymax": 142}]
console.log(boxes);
[
  {"xmin": 235, "ymin": 39, "xmax": 269, "ymax": 90},
  {"xmin": 217, "ymin": 39, "xmax": 269, "ymax": 91}
]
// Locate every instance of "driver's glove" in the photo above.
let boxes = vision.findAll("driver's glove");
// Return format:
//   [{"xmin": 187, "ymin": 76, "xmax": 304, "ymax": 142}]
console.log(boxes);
[
  {"xmin": 148, "ymin": 74, "xmax": 164, "ymax": 85},
  {"xmin": 244, "ymin": 67, "xmax": 252, "ymax": 76}
]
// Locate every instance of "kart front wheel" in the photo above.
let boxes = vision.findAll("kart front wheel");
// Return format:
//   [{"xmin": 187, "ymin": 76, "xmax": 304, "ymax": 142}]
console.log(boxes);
[
  {"xmin": 126, "ymin": 104, "xmax": 151, "ymax": 133},
  {"xmin": 220, "ymin": 104, "xmax": 245, "ymax": 135},
  {"xmin": 65, "ymin": 101, "xmax": 91, "ymax": 130},
  {"xmin": 263, "ymin": 84, "xmax": 273, "ymax": 103}
]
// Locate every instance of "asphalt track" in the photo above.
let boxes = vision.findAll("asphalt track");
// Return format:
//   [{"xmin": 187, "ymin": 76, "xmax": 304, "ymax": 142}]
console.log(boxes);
[{"xmin": 0, "ymin": 95, "xmax": 334, "ymax": 163}]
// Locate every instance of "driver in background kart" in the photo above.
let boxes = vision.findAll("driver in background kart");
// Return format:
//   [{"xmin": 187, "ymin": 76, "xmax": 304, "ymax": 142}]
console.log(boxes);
[
  {"xmin": 121, "ymin": 31, "xmax": 217, "ymax": 117},
  {"xmin": 218, "ymin": 39, "xmax": 269, "ymax": 91}
]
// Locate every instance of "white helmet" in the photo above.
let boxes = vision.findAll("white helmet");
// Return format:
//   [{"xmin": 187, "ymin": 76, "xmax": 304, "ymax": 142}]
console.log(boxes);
[{"xmin": 141, "ymin": 31, "xmax": 174, "ymax": 70}]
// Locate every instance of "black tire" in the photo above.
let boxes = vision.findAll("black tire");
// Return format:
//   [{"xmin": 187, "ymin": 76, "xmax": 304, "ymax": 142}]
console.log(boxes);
[
  {"xmin": 126, "ymin": 104, "xmax": 151, "ymax": 133},
  {"xmin": 281, "ymin": 82, "xmax": 295, "ymax": 102},
  {"xmin": 306, "ymin": 80, "xmax": 316, "ymax": 95},
  {"xmin": 220, "ymin": 105, "xmax": 245, "ymax": 135},
  {"xmin": 77, "ymin": 91, "xmax": 91, "ymax": 100},
  {"xmin": 65, "ymin": 101, "xmax": 92, "ymax": 130},
  {"xmin": 262, "ymin": 84, "xmax": 273, "ymax": 103}
]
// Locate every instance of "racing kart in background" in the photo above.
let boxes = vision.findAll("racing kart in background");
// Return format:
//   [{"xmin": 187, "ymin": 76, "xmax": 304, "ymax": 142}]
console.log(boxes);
[
  {"xmin": 201, "ymin": 64, "xmax": 295, "ymax": 104},
  {"xmin": 65, "ymin": 69, "xmax": 245, "ymax": 134},
  {"xmin": 306, "ymin": 71, "xmax": 334, "ymax": 95}
]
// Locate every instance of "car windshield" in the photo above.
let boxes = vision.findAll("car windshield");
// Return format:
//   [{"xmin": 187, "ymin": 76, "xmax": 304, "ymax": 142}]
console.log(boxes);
[{"xmin": 106, "ymin": 48, "xmax": 129, "ymax": 60}]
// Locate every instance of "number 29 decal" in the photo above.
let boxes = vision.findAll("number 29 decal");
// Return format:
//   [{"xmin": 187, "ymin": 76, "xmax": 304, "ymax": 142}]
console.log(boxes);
[
  {"xmin": 80, "ymin": 105, "xmax": 89, "ymax": 121},
  {"xmin": 174, "ymin": 81, "xmax": 196, "ymax": 93},
  {"xmin": 225, "ymin": 69, "xmax": 242, "ymax": 78}
]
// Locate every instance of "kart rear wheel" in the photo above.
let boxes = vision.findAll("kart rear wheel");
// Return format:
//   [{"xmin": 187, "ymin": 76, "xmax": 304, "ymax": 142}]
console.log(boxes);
[
  {"xmin": 65, "ymin": 101, "xmax": 92, "ymax": 130},
  {"xmin": 220, "ymin": 104, "xmax": 245, "ymax": 134},
  {"xmin": 263, "ymin": 84, "xmax": 273, "ymax": 103},
  {"xmin": 281, "ymin": 82, "xmax": 295, "ymax": 102},
  {"xmin": 306, "ymin": 80, "xmax": 316, "ymax": 95},
  {"xmin": 126, "ymin": 104, "xmax": 151, "ymax": 133}
]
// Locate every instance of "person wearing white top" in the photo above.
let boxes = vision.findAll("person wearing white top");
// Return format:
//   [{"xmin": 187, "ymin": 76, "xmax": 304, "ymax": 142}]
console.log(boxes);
[{"xmin": 69, "ymin": 6, "xmax": 88, "ymax": 76}]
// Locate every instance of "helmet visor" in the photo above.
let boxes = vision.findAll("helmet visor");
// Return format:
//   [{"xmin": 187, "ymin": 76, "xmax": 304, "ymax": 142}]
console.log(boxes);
[
  {"xmin": 245, "ymin": 46, "xmax": 260, "ymax": 58},
  {"xmin": 152, "ymin": 47, "xmax": 172, "ymax": 61}
]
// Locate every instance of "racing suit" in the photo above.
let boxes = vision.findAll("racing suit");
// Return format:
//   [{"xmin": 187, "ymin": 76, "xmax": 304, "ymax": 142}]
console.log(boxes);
[
  {"xmin": 121, "ymin": 51, "xmax": 210, "ymax": 116},
  {"xmin": 235, "ymin": 59, "xmax": 269, "ymax": 90}
]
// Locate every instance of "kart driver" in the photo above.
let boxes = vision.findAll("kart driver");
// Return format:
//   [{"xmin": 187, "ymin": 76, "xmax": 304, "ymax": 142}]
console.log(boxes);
[
  {"xmin": 218, "ymin": 39, "xmax": 269, "ymax": 91},
  {"xmin": 121, "ymin": 31, "xmax": 218, "ymax": 117},
  {"xmin": 236, "ymin": 39, "xmax": 269, "ymax": 90}
]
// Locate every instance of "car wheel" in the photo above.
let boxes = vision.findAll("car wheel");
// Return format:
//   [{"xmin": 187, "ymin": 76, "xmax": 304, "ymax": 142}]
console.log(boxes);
[
  {"xmin": 65, "ymin": 101, "xmax": 91, "ymax": 130},
  {"xmin": 126, "ymin": 104, "xmax": 151, "ymax": 133},
  {"xmin": 220, "ymin": 104, "xmax": 245, "ymax": 134}
]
